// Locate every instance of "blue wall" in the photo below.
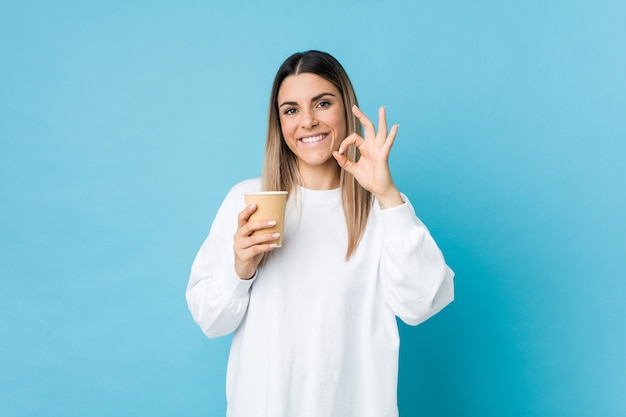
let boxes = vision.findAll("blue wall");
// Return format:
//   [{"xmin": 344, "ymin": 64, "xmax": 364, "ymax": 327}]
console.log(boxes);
[{"xmin": 1, "ymin": 1, "xmax": 624, "ymax": 416}]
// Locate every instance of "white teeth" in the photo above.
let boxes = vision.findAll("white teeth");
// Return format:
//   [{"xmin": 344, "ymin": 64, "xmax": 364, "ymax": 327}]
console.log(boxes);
[{"xmin": 301, "ymin": 134, "xmax": 325, "ymax": 143}]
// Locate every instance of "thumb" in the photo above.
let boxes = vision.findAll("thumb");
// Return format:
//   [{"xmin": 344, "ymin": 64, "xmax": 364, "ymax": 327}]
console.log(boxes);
[{"xmin": 333, "ymin": 151, "xmax": 357, "ymax": 174}]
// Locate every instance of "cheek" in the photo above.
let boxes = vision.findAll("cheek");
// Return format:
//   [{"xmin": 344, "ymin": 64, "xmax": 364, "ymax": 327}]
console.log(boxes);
[
  {"xmin": 278, "ymin": 120, "xmax": 297, "ymax": 152},
  {"xmin": 279, "ymin": 117, "xmax": 297, "ymax": 139},
  {"xmin": 331, "ymin": 113, "xmax": 347, "ymax": 138}
]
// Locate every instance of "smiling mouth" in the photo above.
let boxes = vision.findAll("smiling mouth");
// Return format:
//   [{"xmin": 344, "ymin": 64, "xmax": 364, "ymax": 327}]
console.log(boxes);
[{"xmin": 300, "ymin": 134, "xmax": 327, "ymax": 144}]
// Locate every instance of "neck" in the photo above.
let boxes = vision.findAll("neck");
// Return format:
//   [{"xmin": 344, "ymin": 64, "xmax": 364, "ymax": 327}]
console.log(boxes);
[{"xmin": 297, "ymin": 163, "xmax": 340, "ymax": 190}]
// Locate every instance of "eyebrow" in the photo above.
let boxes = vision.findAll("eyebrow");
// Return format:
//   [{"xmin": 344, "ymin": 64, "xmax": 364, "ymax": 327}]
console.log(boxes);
[{"xmin": 278, "ymin": 92, "xmax": 337, "ymax": 108}]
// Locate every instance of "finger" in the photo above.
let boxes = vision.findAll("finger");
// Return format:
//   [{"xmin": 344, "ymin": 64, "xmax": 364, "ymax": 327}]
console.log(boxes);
[
  {"xmin": 384, "ymin": 124, "xmax": 399, "ymax": 151},
  {"xmin": 245, "ymin": 231, "xmax": 281, "ymax": 248},
  {"xmin": 238, "ymin": 240, "xmax": 278, "ymax": 261},
  {"xmin": 240, "ymin": 219, "xmax": 277, "ymax": 238},
  {"xmin": 352, "ymin": 105, "xmax": 376, "ymax": 140},
  {"xmin": 237, "ymin": 203, "xmax": 257, "ymax": 229},
  {"xmin": 234, "ymin": 229, "xmax": 280, "ymax": 262},
  {"xmin": 377, "ymin": 107, "xmax": 388, "ymax": 143},
  {"xmin": 337, "ymin": 133, "xmax": 364, "ymax": 155},
  {"xmin": 333, "ymin": 150, "xmax": 357, "ymax": 175}
]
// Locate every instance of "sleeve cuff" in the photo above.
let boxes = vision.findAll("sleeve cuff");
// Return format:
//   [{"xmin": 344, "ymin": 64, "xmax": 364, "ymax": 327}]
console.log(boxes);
[
  {"xmin": 376, "ymin": 201, "xmax": 420, "ymax": 238},
  {"xmin": 222, "ymin": 265, "xmax": 256, "ymax": 299}
]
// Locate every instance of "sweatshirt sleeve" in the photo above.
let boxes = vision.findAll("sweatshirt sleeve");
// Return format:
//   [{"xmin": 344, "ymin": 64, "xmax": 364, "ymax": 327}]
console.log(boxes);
[
  {"xmin": 377, "ymin": 198, "xmax": 455, "ymax": 326},
  {"xmin": 185, "ymin": 183, "xmax": 257, "ymax": 338}
]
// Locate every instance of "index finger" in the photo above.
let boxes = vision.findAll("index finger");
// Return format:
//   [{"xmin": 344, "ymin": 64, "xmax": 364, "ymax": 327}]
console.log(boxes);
[
  {"xmin": 238, "ymin": 203, "xmax": 257, "ymax": 228},
  {"xmin": 352, "ymin": 105, "xmax": 376, "ymax": 140}
]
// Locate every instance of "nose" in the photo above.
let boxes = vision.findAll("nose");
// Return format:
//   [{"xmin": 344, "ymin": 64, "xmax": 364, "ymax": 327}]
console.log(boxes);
[{"xmin": 300, "ymin": 109, "xmax": 318, "ymax": 129}]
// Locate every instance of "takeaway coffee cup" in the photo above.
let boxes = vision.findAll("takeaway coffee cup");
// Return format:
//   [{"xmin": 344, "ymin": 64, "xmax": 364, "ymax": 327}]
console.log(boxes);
[{"xmin": 244, "ymin": 191, "xmax": 288, "ymax": 247}]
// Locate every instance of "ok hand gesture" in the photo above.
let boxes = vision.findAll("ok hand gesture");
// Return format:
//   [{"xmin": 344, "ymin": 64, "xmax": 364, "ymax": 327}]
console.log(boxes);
[{"xmin": 333, "ymin": 106, "xmax": 404, "ymax": 209}]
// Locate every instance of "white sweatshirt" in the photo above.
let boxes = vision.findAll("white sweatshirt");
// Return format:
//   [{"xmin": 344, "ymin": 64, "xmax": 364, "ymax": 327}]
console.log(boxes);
[{"xmin": 186, "ymin": 178, "xmax": 454, "ymax": 417}]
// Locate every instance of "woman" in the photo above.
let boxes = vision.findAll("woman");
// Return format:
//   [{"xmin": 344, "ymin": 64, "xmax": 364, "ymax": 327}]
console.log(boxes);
[{"xmin": 186, "ymin": 50, "xmax": 454, "ymax": 417}]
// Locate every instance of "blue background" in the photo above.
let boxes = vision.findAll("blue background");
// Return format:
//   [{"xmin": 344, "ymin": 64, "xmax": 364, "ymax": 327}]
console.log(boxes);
[{"xmin": 1, "ymin": 1, "xmax": 624, "ymax": 416}]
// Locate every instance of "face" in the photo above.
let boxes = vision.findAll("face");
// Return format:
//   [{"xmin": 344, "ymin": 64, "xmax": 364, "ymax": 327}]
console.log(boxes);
[{"xmin": 277, "ymin": 73, "xmax": 347, "ymax": 175}]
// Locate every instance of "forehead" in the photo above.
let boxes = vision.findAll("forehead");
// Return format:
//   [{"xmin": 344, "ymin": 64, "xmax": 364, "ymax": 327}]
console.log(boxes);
[{"xmin": 277, "ymin": 73, "xmax": 341, "ymax": 101}]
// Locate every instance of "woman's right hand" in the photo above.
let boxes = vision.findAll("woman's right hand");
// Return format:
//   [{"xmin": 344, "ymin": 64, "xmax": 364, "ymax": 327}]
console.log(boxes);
[{"xmin": 233, "ymin": 203, "xmax": 280, "ymax": 280}]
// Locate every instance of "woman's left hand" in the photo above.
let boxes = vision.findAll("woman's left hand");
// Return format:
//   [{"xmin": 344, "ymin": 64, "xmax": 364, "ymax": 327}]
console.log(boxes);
[{"xmin": 333, "ymin": 105, "xmax": 404, "ymax": 209}]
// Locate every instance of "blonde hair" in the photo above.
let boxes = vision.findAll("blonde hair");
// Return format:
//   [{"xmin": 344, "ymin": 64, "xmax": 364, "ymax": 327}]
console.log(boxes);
[{"xmin": 262, "ymin": 50, "xmax": 372, "ymax": 259}]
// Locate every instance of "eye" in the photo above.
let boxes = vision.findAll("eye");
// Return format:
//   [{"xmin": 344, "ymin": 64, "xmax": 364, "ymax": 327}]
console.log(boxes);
[
  {"xmin": 317, "ymin": 100, "xmax": 331, "ymax": 108},
  {"xmin": 283, "ymin": 108, "xmax": 298, "ymax": 115}
]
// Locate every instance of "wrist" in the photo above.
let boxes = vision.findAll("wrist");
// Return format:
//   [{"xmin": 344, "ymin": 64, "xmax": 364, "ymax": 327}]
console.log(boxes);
[
  {"xmin": 234, "ymin": 262, "xmax": 256, "ymax": 280},
  {"xmin": 374, "ymin": 187, "xmax": 404, "ymax": 209}
]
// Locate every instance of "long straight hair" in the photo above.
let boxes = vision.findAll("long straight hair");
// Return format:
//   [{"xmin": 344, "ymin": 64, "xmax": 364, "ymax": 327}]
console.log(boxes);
[{"xmin": 262, "ymin": 50, "xmax": 372, "ymax": 260}]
